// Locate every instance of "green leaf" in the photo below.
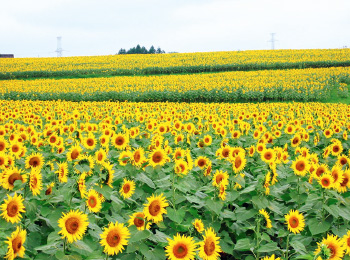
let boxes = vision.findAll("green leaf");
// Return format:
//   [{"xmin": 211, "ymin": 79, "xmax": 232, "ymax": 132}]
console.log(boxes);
[
  {"xmin": 129, "ymin": 230, "xmax": 152, "ymax": 243},
  {"xmin": 234, "ymin": 238, "xmax": 253, "ymax": 251},
  {"xmin": 206, "ymin": 199, "xmax": 223, "ymax": 215},
  {"xmin": 295, "ymin": 254, "xmax": 314, "ymax": 260},
  {"xmin": 257, "ymin": 242, "xmax": 280, "ymax": 253},
  {"xmin": 290, "ymin": 240, "xmax": 307, "ymax": 254},
  {"xmin": 72, "ymin": 240, "xmax": 93, "ymax": 253},
  {"xmin": 136, "ymin": 172, "xmax": 155, "ymax": 188},
  {"xmin": 308, "ymin": 218, "xmax": 331, "ymax": 236},
  {"xmin": 167, "ymin": 207, "xmax": 185, "ymax": 224}
]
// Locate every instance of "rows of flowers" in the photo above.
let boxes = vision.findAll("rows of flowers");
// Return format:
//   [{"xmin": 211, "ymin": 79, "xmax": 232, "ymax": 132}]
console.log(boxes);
[
  {"xmin": 0, "ymin": 100, "xmax": 350, "ymax": 259},
  {"xmin": 0, "ymin": 67, "xmax": 349, "ymax": 102},
  {"xmin": 1, "ymin": 48, "xmax": 349, "ymax": 79}
]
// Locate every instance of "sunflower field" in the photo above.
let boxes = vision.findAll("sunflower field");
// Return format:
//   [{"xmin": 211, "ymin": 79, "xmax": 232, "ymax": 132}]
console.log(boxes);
[{"xmin": 0, "ymin": 100, "xmax": 350, "ymax": 260}]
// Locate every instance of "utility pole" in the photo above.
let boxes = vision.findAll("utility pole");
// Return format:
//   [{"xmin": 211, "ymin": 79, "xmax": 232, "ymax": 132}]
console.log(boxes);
[
  {"xmin": 268, "ymin": 33, "xmax": 277, "ymax": 50},
  {"xmin": 55, "ymin": 36, "xmax": 63, "ymax": 57}
]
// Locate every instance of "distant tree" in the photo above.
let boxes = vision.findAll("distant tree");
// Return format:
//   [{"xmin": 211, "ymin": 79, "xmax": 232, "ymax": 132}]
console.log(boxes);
[
  {"xmin": 118, "ymin": 48, "xmax": 126, "ymax": 54},
  {"xmin": 117, "ymin": 45, "xmax": 166, "ymax": 54},
  {"xmin": 149, "ymin": 45, "xmax": 156, "ymax": 54},
  {"xmin": 156, "ymin": 47, "xmax": 165, "ymax": 54}
]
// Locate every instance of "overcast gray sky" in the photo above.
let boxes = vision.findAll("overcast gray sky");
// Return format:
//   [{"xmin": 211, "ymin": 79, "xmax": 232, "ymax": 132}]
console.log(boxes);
[{"xmin": 1, "ymin": 0, "xmax": 349, "ymax": 58}]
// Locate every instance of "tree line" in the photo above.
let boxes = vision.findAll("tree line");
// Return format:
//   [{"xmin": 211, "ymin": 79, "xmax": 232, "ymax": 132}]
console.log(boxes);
[{"xmin": 117, "ymin": 44, "xmax": 165, "ymax": 55}]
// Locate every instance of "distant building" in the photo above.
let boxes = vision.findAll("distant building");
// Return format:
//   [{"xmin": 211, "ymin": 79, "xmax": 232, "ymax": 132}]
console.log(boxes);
[{"xmin": 0, "ymin": 54, "xmax": 14, "ymax": 58}]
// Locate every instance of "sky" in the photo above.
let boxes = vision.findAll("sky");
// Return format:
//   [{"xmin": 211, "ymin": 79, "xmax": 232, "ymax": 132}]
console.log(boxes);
[{"xmin": 0, "ymin": 0, "xmax": 349, "ymax": 58}]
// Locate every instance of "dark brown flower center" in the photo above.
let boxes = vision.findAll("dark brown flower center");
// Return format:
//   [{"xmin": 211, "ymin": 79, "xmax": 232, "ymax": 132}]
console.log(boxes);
[
  {"xmin": 134, "ymin": 213, "xmax": 145, "ymax": 228},
  {"xmin": 7, "ymin": 201, "xmax": 19, "ymax": 217},
  {"xmin": 152, "ymin": 152, "xmax": 163, "ymax": 163},
  {"xmin": 8, "ymin": 173, "xmax": 23, "ymax": 185},
  {"xmin": 12, "ymin": 236, "xmax": 22, "ymax": 254},
  {"xmin": 204, "ymin": 238, "xmax": 216, "ymax": 256},
  {"xmin": 173, "ymin": 243, "xmax": 188, "ymax": 258},
  {"xmin": 88, "ymin": 197, "xmax": 97, "ymax": 208},
  {"xmin": 29, "ymin": 157, "xmax": 39, "ymax": 167},
  {"xmin": 296, "ymin": 161, "xmax": 305, "ymax": 171},
  {"xmin": 65, "ymin": 217, "xmax": 79, "ymax": 234},
  {"xmin": 106, "ymin": 230, "xmax": 120, "ymax": 247},
  {"xmin": 289, "ymin": 217, "xmax": 299, "ymax": 228},
  {"xmin": 149, "ymin": 200, "xmax": 161, "ymax": 216}
]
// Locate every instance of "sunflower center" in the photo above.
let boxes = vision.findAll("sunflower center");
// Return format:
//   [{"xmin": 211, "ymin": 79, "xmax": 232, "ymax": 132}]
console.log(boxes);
[
  {"xmin": 8, "ymin": 173, "xmax": 23, "ymax": 185},
  {"xmin": 88, "ymin": 197, "xmax": 97, "ymax": 208},
  {"xmin": 134, "ymin": 152, "xmax": 140, "ymax": 162},
  {"xmin": 0, "ymin": 142, "xmax": 5, "ymax": 151},
  {"xmin": 106, "ymin": 230, "xmax": 120, "ymax": 247},
  {"xmin": 204, "ymin": 138, "xmax": 210, "ymax": 143},
  {"xmin": 322, "ymin": 178, "xmax": 330, "ymax": 187},
  {"xmin": 32, "ymin": 176, "xmax": 38, "ymax": 186},
  {"xmin": 0, "ymin": 157, "xmax": 4, "ymax": 165},
  {"xmin": 222, "ymin": 149, "xmax": 230, "ymax": 157},
  {"xmin": 116, "ymin": 137, "xmax": 125, "ymax": 146},
  {"xmin": 340, "ymin": 158, "xmax": 347, "ymax": 165},
  {"xmin": 296, "ymin": 161, "xmax": 305, "ymax": 171},
  {"xmin": 292, "ymin": 138, "xmax": 299, "ymax": 145},
  {"xmin": 333, "ymin": 146, "xmax": 339, "ymax": 153},
  {"xmin": 173, "ymin": 243, "xmax": 188, "ymax": 258},
  {"xmin": 45, "ymin": 187, "xmax": 52, "ymax": 195},
  {"xmin": 149, "ymin": 200, "xmax": 161, "ymax": 216},
  {"xmin": 216, "ymin": 175, "xmax": 223, "ymax": 185},
  {"xmin": 6, "ymin": 201, "xmax": 19, "ymax": 217},
  {"xmin": 123, "ymin": 184, "xmax": 130, "ymax": 193},
  {"xmin": 235, "ymin": 157, "xmax": 242, "ymax": 168},
  {"xmin": 332, "ymin": 173, "xmax": 339, "ymax": 182},
  {"xmin": 87, "ymin": 139, "xmax": 94, "ymax": 146},
  {"xmin": 12, "ymin": 236, "xmax": 22, "ymax": 254},
  {"xmin": 204, "ymin": 238, "xmax": 216, "ymax": 256},
  {"xmin": 65, "ymin": 217, "xmax": 80, "ymax": 234},
  {"xmin": 289, "ymin": 217, "xmax": 299, "ymax": 228},
  {"xmin": 316, "ymin": 168, "xmax": 325, "ymax": 177},
  {"xmin": 347, "ymin": 237, "xmax": 350, "ymax": 247},
  {"xmin": 264, "ymin": 152, "xmax": 272, "ymax": 160},
  {"xmin": 134, "ymin": 214, "xmax": 145, "ymax": 227},
  {"xmin": 341, "ymin": 177, "xmax": 349, "ymax": 187},
  {"xmin": 328, "ymin": 244, "xmax": 335, "ymax": 258},
  {"xmin": 98, "ymin": 153, "xmax": 103, "ymax": 161},
  {"xmin": 12, "ymin": 145, "xmax": 19, "ymax": 153},
  {"xmin": 152, "ymin": 152, "xmax": 163, "ymax": 163},
  {"xmin": 29, "ymin": 157, "xmax": 39, "ymax": 167},
  {"xmin": 198, "ymin": 159, "xmax": 206, "ymax": 167},
  {"xmin": 71, "ymin": 149, "xmax": 80, "ymax": 160}
]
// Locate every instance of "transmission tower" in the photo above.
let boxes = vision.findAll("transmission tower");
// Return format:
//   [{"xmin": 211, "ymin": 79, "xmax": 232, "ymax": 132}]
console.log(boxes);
[
  {"xmin": 55, "ymin": 36, "xmax": 63, "ymax": 57},
  {"xmin": 268, "ymin": 33, "xmax": 277, "ymax": 50}
]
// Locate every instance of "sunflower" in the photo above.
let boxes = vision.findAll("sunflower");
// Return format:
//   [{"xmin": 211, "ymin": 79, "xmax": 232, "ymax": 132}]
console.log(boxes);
[
  {"xmin": 291, "ymin": 156, "xmax": 309, "ymax": 176},
  {"xmin": 24, "ymin": 152, "xmax": 44, "ymax": 169},
  {"xmin": 148, "ymin": 148, "xmax": 168, "ymax": 168},
  {"xmin": 100, "ymin": 221, "xmax": 130, "ymax": 256},
  {"xmin": 131, "ymin": 147, "xmax": 145, "ymax": 167},
  {"xmin": 5, "ymin": 226, "xmax": 26, "ymax": 260},
  {"xmin": 67, "ymin": 143, "xmax": 82, "ymax": 161},
  {"xmin": 174, "ymin": 159, "xmax": 189, "ymax": 176},
  {"xmin": 29, "ymin": 167, "xmax": 42, "ymax": 196},
  {"xmin": 337, "ymin": 154, "xmax": 348, "ymax": 167},
  {"xmin": 86, "ymin": 189, "xmax": 102, "ymax": 213},
  {"xmin": 0, "ymin": 152, "xmax": 9, "ymax": 169},
  {"xmin": 342, "ymin": 230, "xmax": 350, "ymax": 255},
  {"xmin": 324, "ymin": 129, "xmax": 333, "ymax": 138},
  {"xmin": 82, "ymin": 134, "xmax": 96, "ymax": 150},
  {"xmin": 337, "ymin": 169, "xmax": 350, "ymax": 193},
  {"xmin": 45, "ymin": 182, "xmax": 55, "ymax": 195},
  {"xmin": 261, "ymin": 255, "xmax": 281, "ymax": 260},
  {"xmin": 78, "ymin": 173, "xmax": 87, "ymax": 198},
  {"xmin": 192, "ymin": 219, "xmax": 204, "ymax": 233},
  {"xmin": 58, "ymin": 209, "xmax": 89, "ymax": 243},
  {"xmin": 291, "ymin": 134, "xmax": 302, "ymax": 147},
  {"xmin": 128, "ymin": 212, "xmax": 150, "ymax": 231},
  {"xmin": 203, "ymin": 135, "xmax": 212, "ymax": 146},
  {"xmin": 0, "ymin": 137, "xmax": 8, "ymax": 152},
  {"xmin": 315, "ymin": 234, "xmax": 345, "ymax": 260},
  {"xmin": 101, "ymin": 162, "xmax": 114, "ymax": 188},
  {"xmin": 95, "ymin": 148, "xmax": 107, "ymax": 165},
  {"xmin": 2, "ymin": 167, "xmax": 27, "ymax": 190},
  {"xmin": 248, "ymin": 145, "xmax": 255, "ymax": 157},
  {"xmin": 259, "ymin": 209, "xmax": 272, "ymax": 229},
  {"xmin": 218, "ymin": 182, "xmax": 227, "ymax": 201},
  {"xmin": 194, "ymin": 156, "xmax": 209, "ymax": 170},
  {"xmin": 0, "ymin": 193, "xmax": 25, "ymax": 224},
  {"xmin": 165, "ymin": 233, "xmax": 197, "ymax": 260},
  {"xmin": 119, "ymin": 178, "xmax": 135, "ymax": 199},
  {"xmin": 143, "ymin": 193, "xmax": 169, "ymax": 223},
  {"xmin": 285, "ymin": 209, "xmax": 305, "ymax": 234},
  {"xmin": 198, "ymin": 227, "xmax": 222, "ymax": 260},
  {"xmin": 330, "ymin": 164, "xmax": 344, "ymax": 189},
  {"xmin": 261, "ymin": 148, "xmax": 276, "ymax": 164},
  {"xmin": 212, "ymin": 170, "xmax": 229, "ymax": 187},
  {"xmin": 231, "ymin": 153, "xmax": 246, "ymax": 174},
  {"xmin": 216, "ymin": 147, "xmax": 231, "ymax": 160},
  {"xmin": 112, "ymin": 133, "xmax": 129, "ymax": 150},
  {"xmin": 56, "ymin": 162, "xmax": 68, "ymax": 183},
  {"xmin": 118, "ymin": 150, "xmax": 132, "ymax": 166},
  {"xmin": 319, "ymin": 173, "xmax": 334, "ymax": 189}
]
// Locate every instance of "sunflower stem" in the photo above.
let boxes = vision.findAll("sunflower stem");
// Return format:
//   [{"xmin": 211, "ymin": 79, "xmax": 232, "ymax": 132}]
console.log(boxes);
[
  {"xmin": 105, "ymin": 253, "xmax": 108, "ymax": 260},
  {"xmin": 63, "ymin": 237, "xmax": 67, "ymax": 254},
  {"xmin": 255, "ymin": 219, "xmax": 261, "ymax": 260},
  {"xmin": 172, "ymin": 172, "xmax": 176, "ymax": 211},
  {"xmin": 285, "ymin": 233, "xmax": 290, "ymax": 260}
]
